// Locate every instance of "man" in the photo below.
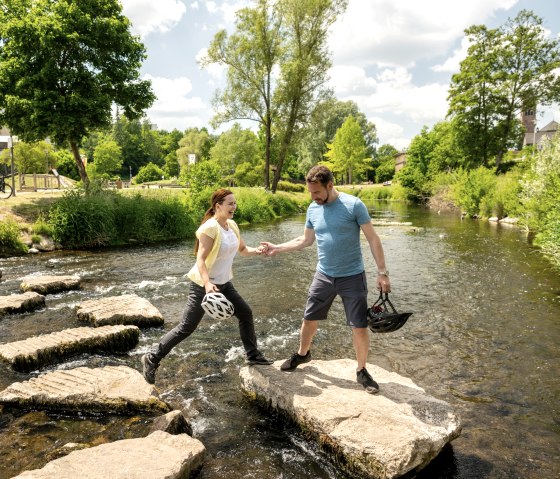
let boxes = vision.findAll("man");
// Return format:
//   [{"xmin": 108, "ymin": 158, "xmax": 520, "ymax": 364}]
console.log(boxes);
[{"xmin": 261, "ymin": 165, "xmax": 391, "ymax": 393}]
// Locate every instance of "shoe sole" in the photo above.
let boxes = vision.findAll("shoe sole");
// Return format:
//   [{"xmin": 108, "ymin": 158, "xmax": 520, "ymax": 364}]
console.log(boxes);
[{"xmin": 363, "ymin": 385, "xmax": 379, "ymax": 394}]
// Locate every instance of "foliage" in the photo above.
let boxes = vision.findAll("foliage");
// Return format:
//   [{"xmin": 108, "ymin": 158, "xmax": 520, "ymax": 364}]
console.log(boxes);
[
  {"xmin": 450, "ymin": 167, "xmax": 497, "ymax": 217},
  {"xmin": 521, "ymin": 134, "xmax": 560, "ymax": 268},
  {"xmin": 0, "ymin": 0, "xmax": 155, "ymax": 184},
  {"xmin": 209, "ymin": 123, "xmax": 261, "ymax": 185},
  {"xmin": 447, "ymin": 10, "xmax": 560, "ymax": 168},
  {"xmin": 177, "ymin": 128, "xmax": 215, "ymax": 176},
  {"xmin": 93, "ymin": 136, "xmax": 123, "ymax": 176},
  {"xmin": 32, "ymin": 215, "xmax": 55, "ymax": 236},
  {"xmin": 0, "ymin": 140, "xmax": 54, "ymax": 174},
  {"xmin": 180, "ymin": 160, "xmax": 223, "ymax": 195},
  {"xmin": 134, "ymin": 162, "xmax": 164, "ymax": 184},
  {"xmin": 339, "ymin": 186, "xmax": 393, "ymax": 201},
  {"xmin": 55, "ymin": 150, "xmax": 80, "ymax": 180},
  {"xmin": 323, "ymin": 115, "xmax": 369, "ymax": 184},
  {"xmin": 203, "ymin": 0, "xmax": 347, "ymax": 192},
  {"xmin": 0, "ymin": 219, "xmax": 28, "ymax": 257},
  {"xmin": 277, "ymin": 180, "xmax": 305, "ymax": 193},
  {"xmin": 296, "ymin": 98, "xmax": 378, "ymax": 176},
  {"xmin": 47, "ymin": 189, "xmax": 195, "ymax": 248}
]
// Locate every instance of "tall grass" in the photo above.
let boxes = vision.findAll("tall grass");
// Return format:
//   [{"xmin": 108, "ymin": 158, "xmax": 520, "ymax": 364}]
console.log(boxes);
[
  {"xmin": 0, "ymin": 219, "xmax": 28, "ymax": 257},
  {"xmin": 46, "ymin": 187, "xmax": 305, "ymax": 249}
]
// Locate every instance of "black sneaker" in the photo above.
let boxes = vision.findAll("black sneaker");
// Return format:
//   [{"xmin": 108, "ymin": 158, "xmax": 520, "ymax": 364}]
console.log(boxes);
[
  {"xmin": 357, "ymin": 367, "xmax": 379, "ymax": 394},
  {"xmin": 141, "ymin": 353, "xmax": 159, "ymax": 385},
  {"xmin": 280, "ymin": 351, "xmax": 311, "ymax": 371},
  {"xmin": 247, "ymin": 352, "xmax": 273, "ymax": 365}
]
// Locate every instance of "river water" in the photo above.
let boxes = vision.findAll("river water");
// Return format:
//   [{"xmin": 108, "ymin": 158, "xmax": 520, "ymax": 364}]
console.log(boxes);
[{"xmin": 0, "ymin": 202, "xmax": 559, "ymax": 479}]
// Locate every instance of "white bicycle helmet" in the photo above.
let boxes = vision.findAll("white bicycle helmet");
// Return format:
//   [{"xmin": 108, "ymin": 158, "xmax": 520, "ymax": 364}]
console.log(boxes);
[{"xmin": 201, "ymin": 292, "xmax": 235, "ymax": 320}]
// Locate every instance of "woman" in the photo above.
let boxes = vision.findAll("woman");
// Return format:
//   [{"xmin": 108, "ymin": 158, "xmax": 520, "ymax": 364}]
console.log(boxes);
[{"xmin": 141, "ymin": 188, "xmax": 272, "ymax": 385}]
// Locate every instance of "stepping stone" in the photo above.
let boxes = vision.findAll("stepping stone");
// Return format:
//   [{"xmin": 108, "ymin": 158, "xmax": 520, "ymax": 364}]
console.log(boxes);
[
  {"xmin": 10, "ymin": 430, "xmax": 205, "ymax": 479},
  {"xmin": 0, "ymin": 365, "xmax": 170, "ymax": 414},
  {"xmin": 76, "ymin": 294, "xmax": 164, "ymax": 327},
  {"xmin": 240, "ymin": 358, "xmax": 462, "ymax": 479},
  {"xmin": 0, "ymin": 292, "xmax": 45, "ymax": 317},
  {"xmin": 20, "ymin": 275, "xmax": 81, "ymax": 295},
  {"xmin": 0, "ymin": 325, "xmax": 140, "ymax": 372}
]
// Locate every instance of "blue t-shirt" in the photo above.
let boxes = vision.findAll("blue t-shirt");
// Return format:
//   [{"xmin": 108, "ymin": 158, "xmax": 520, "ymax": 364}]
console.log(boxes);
[{"xmin": 305, "ymin": 192, "xmax": 371, "ymax": 277}]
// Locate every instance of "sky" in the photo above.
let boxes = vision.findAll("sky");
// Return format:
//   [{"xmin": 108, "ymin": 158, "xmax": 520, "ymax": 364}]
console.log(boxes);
[{"xmin": 120, "ymin": 0, "xmax": 560, "ymax": 150}]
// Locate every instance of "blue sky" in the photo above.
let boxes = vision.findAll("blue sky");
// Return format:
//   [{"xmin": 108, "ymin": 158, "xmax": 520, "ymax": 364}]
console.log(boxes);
[{"xmin": 121, "ymin": 0, "xmax": 560, "ymax": 149}]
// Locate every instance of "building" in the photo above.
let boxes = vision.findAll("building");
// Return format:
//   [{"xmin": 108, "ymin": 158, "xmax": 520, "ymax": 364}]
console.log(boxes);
[
  {"xmin": 394, "ymin": 151, "xmax": 407, "ymax": 172},
  {"xmin": 521, "ymin": 108, "xmax": 559, "ymax": 148}
]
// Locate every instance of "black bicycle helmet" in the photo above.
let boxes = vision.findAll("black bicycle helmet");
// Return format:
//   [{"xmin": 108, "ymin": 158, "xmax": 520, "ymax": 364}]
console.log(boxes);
[{"xmin": 367, "ymin": 291, "xmax": 412, "ymax": 333}]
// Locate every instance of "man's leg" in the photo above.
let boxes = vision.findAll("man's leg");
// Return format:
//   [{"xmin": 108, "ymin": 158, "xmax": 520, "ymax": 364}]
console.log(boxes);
[
  {"xmin": 298, "ymin": 319, "xmax": 318, "ymax": 356},
  {"xmin": 352, "ymin": 326, "xmax": 370, "ymax": 370}
]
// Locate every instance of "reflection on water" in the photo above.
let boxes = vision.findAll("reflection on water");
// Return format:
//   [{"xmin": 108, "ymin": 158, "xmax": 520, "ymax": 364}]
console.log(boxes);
[{"xmin": 0, "ymin": 203, "xmax": 559, "ymax": 479}]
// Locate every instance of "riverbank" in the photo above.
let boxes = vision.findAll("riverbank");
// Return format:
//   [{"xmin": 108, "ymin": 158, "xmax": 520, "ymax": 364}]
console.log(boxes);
[{"xmin": 0, "ymin": 187, "xmax": 309, "ymax": 257}]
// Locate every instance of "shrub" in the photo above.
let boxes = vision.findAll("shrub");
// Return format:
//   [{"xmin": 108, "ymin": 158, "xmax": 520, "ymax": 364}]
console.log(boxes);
[
  {"xmin": 451, "ymin": 167, "xmax": 497, "ymax": 217},
  {"xmin": 0, "ymin": 219, "xmax": 28, "ymax": 256},
  {"xmin": 277, "ymin": 180, "xmax": 305, "ymax": 193},
  {"xmin": 32, "ymin": 215, "xmax": 55, "ymax": 236},
  {"xmin": 134, "ymin": 162, "xmax": 164, "ymax": 184}
]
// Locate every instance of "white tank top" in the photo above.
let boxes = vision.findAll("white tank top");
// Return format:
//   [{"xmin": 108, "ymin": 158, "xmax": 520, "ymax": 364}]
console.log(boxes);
[{"xmin": 208, "ymin": 226, "xmax": 239, "ymax": 284}]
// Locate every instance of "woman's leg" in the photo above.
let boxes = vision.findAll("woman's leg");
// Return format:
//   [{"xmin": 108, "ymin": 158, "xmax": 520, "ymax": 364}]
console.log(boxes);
[
  {"xmin": 151, "ymin": 282, "xmax": 206, "ymax": 361},
  {"xmin": 220, "ymin": 282, "xmax": 259, "ymax": 357}
]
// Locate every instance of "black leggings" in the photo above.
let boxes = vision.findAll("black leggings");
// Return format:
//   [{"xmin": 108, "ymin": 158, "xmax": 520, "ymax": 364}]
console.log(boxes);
[{"xmin": 151, "ymin": 281, "xmax": 259, "ymax": 361}]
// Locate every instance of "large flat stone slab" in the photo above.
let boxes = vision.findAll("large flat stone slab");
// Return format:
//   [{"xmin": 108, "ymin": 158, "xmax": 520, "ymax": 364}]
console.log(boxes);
[
  {"xmin": 76, "ymin": 294, "xmax": 164, "ymax": 327},
  {"xmin": 0, "ymin": 365, "xmax": 170, "ymax": 414},
  {"xmin": 0, "ymin": 325, "xmax": 140, "ymax": 372},
  {"xmin": 11, "ymin": 430, "xmax": 205, "ymax": 479},
  {"xmin": 240, "ymin": 358, "xmax": 462, "ymax": 479},
  {"xmin": 0, "ymin": 292, "xmax": 45, "ymax": 317},
  {"xmin": 20, "ymin": 275, "xmax": 81, "ymax": 295}
]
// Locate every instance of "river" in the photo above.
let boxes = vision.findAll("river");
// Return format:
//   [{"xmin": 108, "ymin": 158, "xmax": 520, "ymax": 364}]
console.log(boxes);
[{"xmin": 0, "ymin": 202, "xmax": 559, "ymax": 479}]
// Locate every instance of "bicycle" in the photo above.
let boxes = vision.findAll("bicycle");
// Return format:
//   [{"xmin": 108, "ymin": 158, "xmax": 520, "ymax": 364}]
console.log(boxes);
[{"xmin": 0, "ymin": 175, "xmax": 13, "ymax": 199}]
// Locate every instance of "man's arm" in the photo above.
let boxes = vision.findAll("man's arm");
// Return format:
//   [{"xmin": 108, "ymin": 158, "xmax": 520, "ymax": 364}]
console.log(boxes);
[
  {"xmin": 261, "ymin": 227, "xmax": 316, "ymax": 256},
  {"xmin": 361, "ymin": 221, "xmax": 391, "ymax": 293}
]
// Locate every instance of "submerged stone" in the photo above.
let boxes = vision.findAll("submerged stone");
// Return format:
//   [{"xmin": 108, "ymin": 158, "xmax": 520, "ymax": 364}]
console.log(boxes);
[
  {"xmin": 76, "ymin": 294, "xmax": 164, "ymax": 327},
  {"xmin": 10, "ymin": 430, "xmax": 205, "ymax": 479},
  {"xmin": 20, "ymin": 275, "xmax": 81, "ymax": 295},
  {"xmin": 0, "ymin": 365, "xmax": 170, "ymax": 414},
  {"xmin": 0, "ymin": 325, "xmax": 140, "ymax": 372},
  {"xmin": 240, "ymin": 358, "xmax": 462, "ymax": 479},
  {"xmin": 0, "ymin": 292, "xmax": 45, "ymax": 317}
]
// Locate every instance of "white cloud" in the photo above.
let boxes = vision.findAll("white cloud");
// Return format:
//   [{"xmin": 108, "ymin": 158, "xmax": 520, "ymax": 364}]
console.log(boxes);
[
  {"xmin": 121, "ymin": 0, "xmax": 187, "ymax": 38},
  {"xmin": 143, "ymin": 75, "xmax": 208, "ymax": 131},
  {"xmin": 432, "ymin": 37, "xmax": 472, "ymax": 73},
  {"xmin": 329, "ymin": 0, "xmax": 518, "ymax": 68},
  {"xmin": 190, "ymin": 1, "xmax": 199, "ymax": 9},
  {"xmin": 196, "ymin": 47, "xmax": 227, "ymax": 81}
]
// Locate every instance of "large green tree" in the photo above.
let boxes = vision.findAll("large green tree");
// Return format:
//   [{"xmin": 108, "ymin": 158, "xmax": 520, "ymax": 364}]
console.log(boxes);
[
  {"xmin": 0, "ymin": 0, "xmax": 155, "ymax": 185},
  {"xmin": 297, "ymin": 98, "xmax": 377, "ymax": 176},
  {"xmin": 323, "ymin": 115, "xmax": 369, "ymax": 184},
  {"xmin": 203, "ymin": 0, "xmax": 347, "ymax": 192},
  {"xmin": 448, "ymin": 10, "xmax": 560, "ymax": 168}
]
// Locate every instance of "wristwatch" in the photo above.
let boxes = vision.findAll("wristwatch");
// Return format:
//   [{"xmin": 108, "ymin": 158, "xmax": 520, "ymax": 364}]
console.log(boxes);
[{"xmin": 377, "ymin": 270, "xmax": 389, "ymax": 277}]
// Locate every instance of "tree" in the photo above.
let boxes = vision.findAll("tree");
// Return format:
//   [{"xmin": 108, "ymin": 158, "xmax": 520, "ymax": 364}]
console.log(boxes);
[
  {"xmin": 0, "ymin": 140, "xmax": 54, "ymax": 174},
  {"xmin": 176, "ymin": 128, "xmax": 215, "ymax": 175},
  {"xmin": 134, "ymin": 162, "xmax": 164, "ymax": 184},
  {"xmin": 203, "ymin": 0, "xmax": 347, "ymax": 192},
  {"xmin": 93, "ymin": 136, "xmax": 123, "ymax": 176},
  {"xmin": 323, "ymin": 115, "xmax": 369, "ymax": 184},
  {"xmin": 297, "ymin": 98, "xmax": 377, "ymax": 176},
  {"xmin": 374, "ymin": 144, "xmax": 398, "ymax": 183},
  {"xmin": 448, "ymin": 11, "xmax": 560, "ymax": 168},
  {"xmin": 0, "ymin": 0, "xmax": 155, "ymax": 186},
  {"xmin": 209, "ymin": 123, "xmax": 261, "ymax": 185}
]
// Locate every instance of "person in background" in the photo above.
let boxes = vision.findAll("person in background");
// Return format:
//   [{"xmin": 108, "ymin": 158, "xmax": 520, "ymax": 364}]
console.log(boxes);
[
  {"xmin": 260, "ymin": 165, "xmax": 391, "ymax": 394},
  {"xmin": 142, "ymin": 188, "xmax": 272, "ymax": 385}
]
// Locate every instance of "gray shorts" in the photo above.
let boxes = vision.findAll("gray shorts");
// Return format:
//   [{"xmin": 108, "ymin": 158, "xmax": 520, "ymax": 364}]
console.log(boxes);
[{"xmin": 304, "ymin": 271, "xmax": 368, "ymax": 328}]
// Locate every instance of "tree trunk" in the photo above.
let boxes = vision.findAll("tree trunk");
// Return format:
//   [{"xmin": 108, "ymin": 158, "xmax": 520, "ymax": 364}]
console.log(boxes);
[{"xmin": 70, "ymin": 141, "xmax": 89, "ymax": 186}]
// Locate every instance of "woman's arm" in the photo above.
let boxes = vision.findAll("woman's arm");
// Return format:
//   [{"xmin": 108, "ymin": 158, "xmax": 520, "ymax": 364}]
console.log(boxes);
[{"xmin": 238, "ymin": 236, "xmax": 266, "ymax": 257}]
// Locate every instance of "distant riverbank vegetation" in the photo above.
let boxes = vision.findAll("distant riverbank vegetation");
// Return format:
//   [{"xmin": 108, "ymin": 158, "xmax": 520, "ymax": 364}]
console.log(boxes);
[{"xmin": 45, "ymin": 186, "xmax": 307, "ymax": 249}]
